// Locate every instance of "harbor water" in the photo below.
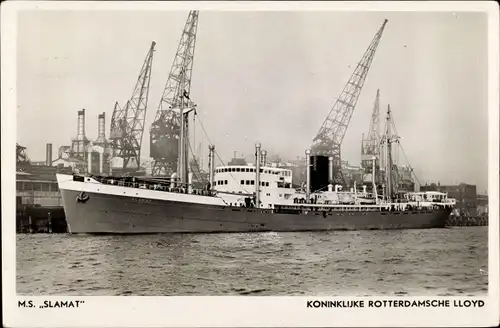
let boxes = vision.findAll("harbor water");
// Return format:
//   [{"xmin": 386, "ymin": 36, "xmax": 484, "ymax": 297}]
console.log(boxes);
[{"xmin": 16, "ymin": 227, "xmax": 488, "ymax": 296}]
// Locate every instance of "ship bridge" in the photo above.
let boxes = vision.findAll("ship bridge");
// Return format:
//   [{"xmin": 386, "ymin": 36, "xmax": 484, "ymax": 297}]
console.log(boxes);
[{"xmin": 212, "ymin": 164, "xmax": 296, "ymax": 208}]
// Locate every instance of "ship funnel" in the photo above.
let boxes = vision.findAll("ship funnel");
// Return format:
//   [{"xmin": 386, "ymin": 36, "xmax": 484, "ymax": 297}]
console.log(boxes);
[
  {"xmin": 305, "ymin": 149, "xmax": 311, "ymax": 202},
  {"xmin": 45, "ymin": 143, "xmax": 52, "ymax": 166}
]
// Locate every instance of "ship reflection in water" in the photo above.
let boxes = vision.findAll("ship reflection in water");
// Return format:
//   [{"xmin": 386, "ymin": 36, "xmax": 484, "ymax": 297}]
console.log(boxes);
[{"xmin": 16, "ymin": 227, "xmax": 487, "ymax": 296}]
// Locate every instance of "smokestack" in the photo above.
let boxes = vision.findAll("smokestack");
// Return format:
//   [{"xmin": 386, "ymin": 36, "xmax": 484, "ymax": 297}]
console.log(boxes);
[
  {"xmin": 77, "ymin": 109, "xmax": 86, "ymax": 139},
  {"xmin": 98, "ymin": 113, "xmax": 105, "ymax": 138},
  {"xmin": 95, "ymin": 112, "xmax": 107, "ymax": 145},
  {"xmin": 45, "ymin": 143, "xmax": 52, "ymax": 166},
  {"xmin": 76, "ymin": 108, "xmax": 87, "ymax": 155}
]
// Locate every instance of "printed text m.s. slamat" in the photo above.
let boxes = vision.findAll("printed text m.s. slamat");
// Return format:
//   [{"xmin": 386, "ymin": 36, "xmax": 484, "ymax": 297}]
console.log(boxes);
[{"xmin": 18, "ymin": 300, "xmax": 85, "ymax": 309}]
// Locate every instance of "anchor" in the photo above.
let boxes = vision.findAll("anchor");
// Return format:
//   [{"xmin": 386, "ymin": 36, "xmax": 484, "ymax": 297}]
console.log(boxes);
[{"xmin": 76, "ymin": 192, "xmax": 90, "ymax": 203}]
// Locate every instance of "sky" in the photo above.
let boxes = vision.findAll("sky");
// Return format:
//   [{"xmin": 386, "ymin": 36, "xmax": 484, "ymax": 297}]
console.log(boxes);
[{"xmin": 16, "ymin": 10, "xmax": 489, "ymax": 192}]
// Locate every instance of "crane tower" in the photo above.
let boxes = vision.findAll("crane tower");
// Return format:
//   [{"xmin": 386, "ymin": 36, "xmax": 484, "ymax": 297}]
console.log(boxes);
[
  {"xmin": 361, "ymin": 89, "xmax": 381, "ymax": 184},
  {"xmin": 311, "ymin": 19, "xmax": 388, "ymax": 186},
  {"xmin": 109, "ymin": 41, "xmax": 156, "ymax": 172},
  {"xmin": 150, "ymin": 11, "xmax": 199, "ymax": 177}
]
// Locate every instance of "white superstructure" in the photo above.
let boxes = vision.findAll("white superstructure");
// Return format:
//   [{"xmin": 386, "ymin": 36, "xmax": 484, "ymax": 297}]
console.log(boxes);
[{"xmin": 213, "ymin": 164, "xmax": 299, "ymax": 208}]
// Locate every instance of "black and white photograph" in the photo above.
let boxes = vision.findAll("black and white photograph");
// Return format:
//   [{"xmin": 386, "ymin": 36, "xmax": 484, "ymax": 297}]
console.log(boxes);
[{"xmin": 2, "ymin": 1, "xmax": 499, "ymax": 327}]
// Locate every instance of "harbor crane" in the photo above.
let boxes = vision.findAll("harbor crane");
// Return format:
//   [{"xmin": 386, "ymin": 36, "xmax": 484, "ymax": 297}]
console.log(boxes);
[
  {"xmin": 16, "ymin": 143, "xmax": 30, "ymax": 164},
  {"xmin": 150, "ymin": 10, "xmax": 199, "ymax": 180},
  {"xmin": 361, "ymin": 89, "xmax": 382, "ymax": 185},
  {"xmin": 109, "ymin": 41, "xmax": 156, "ymax": 172},
  {"xmin": 311, "ymin": 19, "xmax": 388, "ymax": 187}
]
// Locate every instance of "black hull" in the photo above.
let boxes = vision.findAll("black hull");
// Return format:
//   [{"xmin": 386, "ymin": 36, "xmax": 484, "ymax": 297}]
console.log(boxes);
[{"xmin": 60, "ymin": 189, "xmax": 450, "ymax": 234}]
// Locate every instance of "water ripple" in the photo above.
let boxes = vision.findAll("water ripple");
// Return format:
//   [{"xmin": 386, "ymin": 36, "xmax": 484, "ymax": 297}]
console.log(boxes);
[{"xmin": 16, "ymin": 227, "xmax": 488, "ymax": 296}]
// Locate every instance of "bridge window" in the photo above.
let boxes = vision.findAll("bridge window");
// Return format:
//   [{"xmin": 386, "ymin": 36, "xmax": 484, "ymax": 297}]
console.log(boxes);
[
  {"xmin": 245, "ymin": 180, "xmax": 250, "ymax": 185},
  {"xmin": 245, "ymin": 168, "xmax": 249, "ymax": 172},
  {"xmin": 236, "ymin": 168, "xmax": 240, "ymax": 172},
  {"xmin": 22, "ymin": 182, "xmax": 32, "ymax": 190},
  {"xmin": 225, "ymin": 180, "xmax": 228, "ymax": 185},
  {"xmin": 266, "ymin": 182, "xmax": 269, "ymax": 187},
  {"xmin": 240, "ymin": 180, "xmax": 244, "ymax": 185},
  {"xmin": 251, "ymin": 180, "xmax": 255, "ymax": 185}
]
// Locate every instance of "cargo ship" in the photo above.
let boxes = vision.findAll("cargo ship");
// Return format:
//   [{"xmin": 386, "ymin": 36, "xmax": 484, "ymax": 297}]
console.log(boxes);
[{"xmin": 56, "ymin": 135, "xmax": 455, "ymax": 234}]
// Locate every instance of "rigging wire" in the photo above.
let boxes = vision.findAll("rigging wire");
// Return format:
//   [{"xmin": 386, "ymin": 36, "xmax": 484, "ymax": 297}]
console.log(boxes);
[
  {"xmin": 387, "ymin": 112, "xmax": 422, "ymax": 187},
  {"xmin": 186, "ymin": 138, "xmax": 205, "ymax": 184},
  {"xmin": 193, "ymin": 112, "xmax": 253, "ymax": 195}
]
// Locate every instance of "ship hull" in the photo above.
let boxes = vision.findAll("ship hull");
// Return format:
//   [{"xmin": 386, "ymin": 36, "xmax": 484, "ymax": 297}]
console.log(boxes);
[{"xmin": 60, "ymin": 188, "xmax": 450, "ymax": 234}]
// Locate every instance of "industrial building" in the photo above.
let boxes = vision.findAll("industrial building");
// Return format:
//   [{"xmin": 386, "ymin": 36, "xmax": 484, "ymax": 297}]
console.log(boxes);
[{"xmin": 54, "ymin": 109, "xmax": 112, "ymax": 175}]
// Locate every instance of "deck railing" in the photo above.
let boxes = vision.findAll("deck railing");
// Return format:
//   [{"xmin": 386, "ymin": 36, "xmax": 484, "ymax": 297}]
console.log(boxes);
[{"xmin": 90, "ymin": 176, "xmax": 216, "ymax": 197}]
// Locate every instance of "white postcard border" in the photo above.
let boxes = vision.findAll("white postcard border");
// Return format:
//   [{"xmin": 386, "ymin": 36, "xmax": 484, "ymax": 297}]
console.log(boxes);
[{"xmin": 2, "ymin": 1, "xmax": 499, "ymax": 327}]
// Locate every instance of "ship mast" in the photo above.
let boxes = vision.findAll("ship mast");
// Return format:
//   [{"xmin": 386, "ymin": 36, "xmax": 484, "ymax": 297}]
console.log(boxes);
[
  {"xmin": 178, "ymin": 68, "xmax": 187, "ymax": 184},
  {"xmin": 384, "ymin": 105, "xmax": 397, "ymax": 202}
]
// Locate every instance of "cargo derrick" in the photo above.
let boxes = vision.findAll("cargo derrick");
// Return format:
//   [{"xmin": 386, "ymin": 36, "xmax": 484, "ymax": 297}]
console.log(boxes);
[
  {"xmin": 150, "ymin": 10, "xmax": 199, "ymax": 178},
  {"xmin": 109, "ymin": 41, "xmax": 156, "ymax": 171},
  {"xmin": 311, "ymin": 19, "xmax": 388, "ymax": 187},
  {"xmin": 361, "ymin": 89, "xmax": 382, "ymax": 186}
]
